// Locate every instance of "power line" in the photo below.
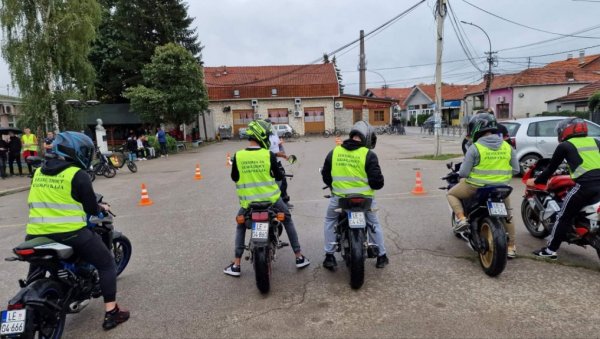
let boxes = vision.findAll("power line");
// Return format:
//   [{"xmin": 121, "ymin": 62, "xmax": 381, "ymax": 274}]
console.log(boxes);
[
  {"xmin": 498, "ymin": 23, "xmax": 600, "ymax": 52},
  {"xmin": 446, "ymin": 1, "xmax": 485, "ymax": 72},
  {"xmin": 501, "ymin": 43, "xmax": 600, "ymax": 59},
  {"xmin": 462, "ymin": 0, "xmax": 600, "ymax": 39},
  {"xmin": 340, "ymin": 57, "xmax": 484, "ymax": 72}
]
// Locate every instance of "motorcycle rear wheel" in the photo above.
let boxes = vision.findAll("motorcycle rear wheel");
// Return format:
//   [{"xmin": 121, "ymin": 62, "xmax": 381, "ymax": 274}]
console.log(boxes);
[
  {"xmin": 23, "ymin": 280, "xmax": 66, "ymax": 339},
  {"xmin": 520, "ymin": 199, "xmax": 550, "ymax": 238},
  {"xmin": 349, "ymin": 229, "xmax": 365, "ymax": 289},
  {"xmin": 323, "ymin": 130, "xmax": 331, "ymax": 138},
  {"xmin": 253, "ymin": 246, "xmax": 271, "ymax": 294},
  {"xmin": 113, "ymin": 235, "xmax": 132, "ymax": 277},
  {"xmin": 478, "ymin": 217, "xmax": 507, "ymax": 277}
]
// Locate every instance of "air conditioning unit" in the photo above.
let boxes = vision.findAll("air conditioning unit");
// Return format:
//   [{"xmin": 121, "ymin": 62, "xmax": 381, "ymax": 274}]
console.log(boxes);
[
  {"xmin": 254, "ymin": 113, "xmax": 262, "ymax": 120},
  {"xmin": 251, "ymin": 99, "xmax": 258, "ymax": 107},
  {"xmin": 294, "ymin": 98, "xmax": 302, "ymax": 106},
  {"xmin": 294, "ymin": 111, "xmax": 302, "ymax": 118},
  {"xmin": 497, "ymin": 96, "xmax": 505, "ymax": 103},
  {"xmin": 334, "ymin": 101, "xmax": 343, "ymax": 109}
]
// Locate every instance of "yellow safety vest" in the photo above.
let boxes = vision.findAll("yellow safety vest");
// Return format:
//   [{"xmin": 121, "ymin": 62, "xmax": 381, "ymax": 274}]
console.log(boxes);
[
  {"xmin": 466, "ymin": 142, "xmax": 513, "ymax": 187},
  {"xmin": 567, "ymin": 137, "xmax": 600, "ymax": 179},
  {"xmin": 331, "ymin": 146, "xmax": 374, "ymax": 197},
  {"xmin": 26, "ymin": 166, "xmax": 87, "ymax": 235},
  {"xmin": 21, "ymin": 134, "xmax": 38, "ymax": 152},
  {"xmin": 235, "ymin": 149, "xmax": 281, "ymax": 209}
]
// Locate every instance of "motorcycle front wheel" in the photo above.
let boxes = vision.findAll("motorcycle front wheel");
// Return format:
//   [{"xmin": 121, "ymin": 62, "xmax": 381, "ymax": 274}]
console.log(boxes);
[
  {"xmin": 520, "ymin": 199, "xmax": 550, "ymax": 238},
  {"xmin": 253, "ymin": 246, "xmax": 271, "ymax": 294},
  {"xmin": 322, "ymin": 130, "xmax": 331, "ymax": 138},
  {"xmin": 113, "ymin": 235, "xmax": 132, "ymax": 277},
  {"xmin": 349, "ymin": 229, "xmax": 365, "ymax": 289},
  {"xmin": 478, "ymin": 217, "xmax": 507, "ymax": 277},
  {"xmin": 103, "ymin": 166, "xmax": 117, "ymax": 178},
  {"xmin": 127, "ymin": 160, "xmax": 138, "ymax": 173}
]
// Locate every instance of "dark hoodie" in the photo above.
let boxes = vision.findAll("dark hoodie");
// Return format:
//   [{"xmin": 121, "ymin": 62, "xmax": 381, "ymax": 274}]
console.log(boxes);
[
  {"xmin": 39, "ymin": 158, "xmax": 99, "ymax": 216},
  {"xmin": 321, "ymin": 139, "xmax": 384, "ymax": 190}
]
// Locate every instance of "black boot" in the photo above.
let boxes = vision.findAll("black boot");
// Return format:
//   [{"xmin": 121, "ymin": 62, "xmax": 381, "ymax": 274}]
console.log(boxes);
[
  {"xmin": 376, "ymin": 254, "xmax": 389, "ymax": 268},
  {"xmin": 323, "ymin": 254, "xmax": 337, "ymax": 271},
  {"xmin": 103, "ymin": 304, "xmax": 130, "ymax": 330}
]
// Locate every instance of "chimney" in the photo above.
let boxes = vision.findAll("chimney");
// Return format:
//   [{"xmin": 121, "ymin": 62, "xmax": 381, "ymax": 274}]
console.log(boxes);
[
  {"xmin": 579, "ymin": 50, "xmax": 585, "ymax": 65},
  {"xmin": 567, "ymin": 53, "xmax": 573, "ymax": 60}
]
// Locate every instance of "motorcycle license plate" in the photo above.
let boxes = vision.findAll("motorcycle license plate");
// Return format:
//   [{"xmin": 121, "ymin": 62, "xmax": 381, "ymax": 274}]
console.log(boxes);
[
  {"xmin": 1, "ymin": 309, "xmax": 26, "ymax": 335},
  {"xmin": 251, "ymin": 222, "xmax": 269, "ymax": 239},
  {"xmin": 348, "ymin": 212, "xmax": 366, "ymax": 228},
  {"xmin": 487, "ymin": 202, "xmax": 508, "ymax": 217}
]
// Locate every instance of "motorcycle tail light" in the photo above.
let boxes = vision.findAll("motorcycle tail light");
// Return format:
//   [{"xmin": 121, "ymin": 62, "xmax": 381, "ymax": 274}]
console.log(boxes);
[
  {"xmin": 350, "ymin": 198, "xmax": 366, "ymax": 204},
  {"xmin": 15, "ymin": 249, "xmax": 34, "ymax": 256},
  {"xmin": 7, "ymin": 303, "xmax": 24, "ymax": 310},
  {"xmin": 575, "ymin": 227, "xmax": 588, "ymax": 237},
  {"xmin": 251, "ymin": 212, "xmax": 268, "ymax": 221},
  {"xmin": 276, "ymin": 213, "xmax": 285, "ymax": 222},
  {"xmin": 236, "ymin": 215, "xmax": 245, "ymax": 224}
]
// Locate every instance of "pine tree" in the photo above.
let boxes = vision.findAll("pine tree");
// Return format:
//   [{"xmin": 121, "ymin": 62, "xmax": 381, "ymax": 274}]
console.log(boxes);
[{"xmin": 332, "ymin": 56, "xmax": 344, "ymax": 94}]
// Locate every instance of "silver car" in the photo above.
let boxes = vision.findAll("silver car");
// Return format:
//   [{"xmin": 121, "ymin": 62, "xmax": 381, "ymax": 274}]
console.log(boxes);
[{"xmin": 501, "ymin": 116, "xmax": 600, "ymax": 174}]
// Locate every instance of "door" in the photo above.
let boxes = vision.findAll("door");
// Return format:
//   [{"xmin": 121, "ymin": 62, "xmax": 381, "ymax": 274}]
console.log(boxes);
[
  {"xmin": 533, "ymin": 119, "xmax": 562, "ymax": 158},
  {"xmin": 353, "ymin": 110, "xmax": 362, "ymax": 123},
  {"xmin": 304, "ymin": 107, "xmax": 325, "ymax": 134},
  {"xmin": 232, "ymin": 110, "xmax": 253, "ymax": 136},
  {"xmin": 496, "ymin": 103, "xmax": 510, "ymax": 120}
]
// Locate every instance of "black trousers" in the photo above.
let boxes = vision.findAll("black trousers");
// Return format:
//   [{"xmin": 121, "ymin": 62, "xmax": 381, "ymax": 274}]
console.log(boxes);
[
  {"xmin": 277, "ymin": 161, "xmax": 289, "ymax": 201},
  {"xmin": 548, "ymin": 183, "xmax": 600, "ymax": 251},
  {"xmin": 27, "ymin": 228, "xmax": 117, "ymax": 303},
  {"xmin": 8, "ymin": 152, "xmax": 22, "ymax": 175},
  {"xmin": 0, "ymin": 154, "xmax": 6, "ymax": 178}
]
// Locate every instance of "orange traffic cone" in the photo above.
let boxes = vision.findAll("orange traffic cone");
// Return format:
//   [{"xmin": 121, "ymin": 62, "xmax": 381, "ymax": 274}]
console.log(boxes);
[
  {"xmin": 194, "ymin": 163, "xmax": 203, "ymax": 180},
  {"xmin": 226, "ymin": 152, "xmax": 231, "ymax": 167},
  {"xmin": 410, "ymin": 171, "xmax": 427, "ymax": 195},
  {"xmin": 335, "ymin": 136, "xmax": 342, "ymax": 145},
  {"xmin": 139, "ymin": 183, "xmax": 154, "ymax": 206}
]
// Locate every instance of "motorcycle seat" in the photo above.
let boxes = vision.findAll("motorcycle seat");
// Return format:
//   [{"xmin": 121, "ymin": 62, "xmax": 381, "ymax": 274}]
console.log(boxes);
[
  {"xmin": 248, "ymin": 201, "xmax": 273, "ymax": 210},
  {"xmin": 15, "ymin": 237, "xmax": 74, "ymax": 259}
]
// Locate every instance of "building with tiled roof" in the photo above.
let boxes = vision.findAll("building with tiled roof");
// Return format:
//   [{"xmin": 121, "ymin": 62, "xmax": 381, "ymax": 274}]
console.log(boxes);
[
  {"xmin": 200, "ymin": 64, "xmax": 340, "ymax": 138},
  {"xmin": 0, "ymin": 94, "xmax": 22, "ymax": 129},
  {"xmin": 546, "ymin": 80, "xmax": 600, "ymax": 112},
  {"xmin": 365, "ymin": 87, "xmax": 413, "ymax": 108},
  {"xmin": 464, "ymin": 52, "xmax": 600, "ymax": 119}
]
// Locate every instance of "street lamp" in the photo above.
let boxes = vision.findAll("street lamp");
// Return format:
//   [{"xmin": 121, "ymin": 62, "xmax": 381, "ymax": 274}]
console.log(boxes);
[
  {"xmin": 461, "ymin": 21, "xmax": 494, "ymax": 110},
  {"xmin": 367, "ymin": 70, "xmax": 388, "ymax": 97}
]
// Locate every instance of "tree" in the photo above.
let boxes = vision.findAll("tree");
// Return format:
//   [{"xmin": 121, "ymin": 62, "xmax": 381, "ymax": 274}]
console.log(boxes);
[
  {"xmin": 90, "ymin": 0, "xmax": 202, "ymax": 103},
  {"xmin": 322, "ymin": 53, "xmax": 330, "ymax": 64},
  {"xmin": 0, "ymin": 0, "xmax": 101, "ymax": 132},
  {"xmin": 125, "ymin": 43, "xmax": 208, "ymax": 126},
  {"xmin": 332, "ymin": 56, "xmax": 344, "ymax": 94},
  {"xmin": 589, "ymin": 91, "xmax": 600, "ymax": 113}
]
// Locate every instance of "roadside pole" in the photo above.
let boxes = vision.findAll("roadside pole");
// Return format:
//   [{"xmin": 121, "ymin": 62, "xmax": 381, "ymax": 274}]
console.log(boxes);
[{"xmin": 434, "ymin": 0, "xmax": 446, "ymax": 156}]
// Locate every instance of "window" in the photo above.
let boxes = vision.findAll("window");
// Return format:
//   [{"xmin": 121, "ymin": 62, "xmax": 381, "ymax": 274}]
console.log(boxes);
[
  {"xmin": 421, "ymin": 104, "xmax": 429, "ymax": 109},
  {"xmin": 530, "ymin": 120, "xmax": 561, "ymax": 137},
  {"xmin": 502, "ymin": 122, "xmax": 520, "ymax": 137},
  {"xmin": 575, "ymin": 104, "xmax": 588, "ymax": 112},
  {"xmin": 587, "ymin": 122, "xmax": 600, "ymax": 137},
  {"xmin": 268, "ymin": 109, "xmax": 288, "ymax": 124},
  {"xmin": 556, "ymin": 105, "xmax": 562, "ymax": 112},
  {"xmin": 233, "ymin": 110, "xmax": 254, "ymax": 125},
  {"xmin": 4, "ymin": 105, "xmax": 12, "ymax": 114},
  {"xmin": 304, "ymin": 107, "xmax": 324, "ymax": 122},
  {"xmin": 7, "ymin": 115, "xmax": 16, "ymax": 128},
  {"xmin": 373, "ymin": 110, "xmax": 385, "ymax": 122},
  {"xmin": 271, "ymin": 88, "xmax": 278, "ymax": 96}
]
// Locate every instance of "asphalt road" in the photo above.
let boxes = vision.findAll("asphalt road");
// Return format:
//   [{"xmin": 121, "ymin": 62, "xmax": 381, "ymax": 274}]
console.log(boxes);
[{"xmin": 1, "ymin": 134, "xmax": 600, "ymax": 338}]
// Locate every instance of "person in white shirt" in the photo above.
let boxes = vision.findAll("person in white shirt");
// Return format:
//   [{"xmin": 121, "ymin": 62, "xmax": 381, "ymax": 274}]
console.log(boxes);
[{"xmin": 265, "ymin": 119, "xmax": 291, "ymax": 207}]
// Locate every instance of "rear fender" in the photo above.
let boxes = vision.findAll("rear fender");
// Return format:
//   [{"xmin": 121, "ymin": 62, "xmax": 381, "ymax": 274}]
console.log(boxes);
[{"xmin": 8, "ymin": 279, "xmax": 64, "ymax": 313}]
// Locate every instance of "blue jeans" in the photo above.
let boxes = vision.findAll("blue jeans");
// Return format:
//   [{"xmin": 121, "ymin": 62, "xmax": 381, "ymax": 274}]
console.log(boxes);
[{"xmin": 323, "ymin": 195, "xmax": 386, "ymax": 255}]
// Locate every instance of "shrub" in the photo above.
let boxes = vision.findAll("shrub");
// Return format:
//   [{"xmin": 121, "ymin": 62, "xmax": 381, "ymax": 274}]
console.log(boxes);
[
  {"xmin": 417, "ymin": 113, "xmax": 432, "ymax": 126},
  {"xmin": 539, "ymin": 111, "xmax": 589, "ymax": 119},
  {"xmin": 147, "ymin": 135, "xmax": 177, "ymax": 152}
]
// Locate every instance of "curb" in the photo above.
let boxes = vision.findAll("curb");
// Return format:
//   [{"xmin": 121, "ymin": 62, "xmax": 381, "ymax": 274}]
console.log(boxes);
[{"xmin": 0, "ymin": 186, "xmax": 30, "ymax": 197}]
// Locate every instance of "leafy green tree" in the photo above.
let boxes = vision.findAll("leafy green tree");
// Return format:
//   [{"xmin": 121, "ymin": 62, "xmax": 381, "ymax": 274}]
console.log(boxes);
[
  {"xmin": 0, "ymin": 0, "xmax": 101, "ymax": 132},
  {"xmin": 90, "ymin": 0, "xmax": 202, "ymax": 103},
  {"xmin": 589, "ymin": 91, "xmax": 600, "ymax": 113},
  {"xmin": 125, "ymin": 43, "xmax": 208, "ymax": 126}
]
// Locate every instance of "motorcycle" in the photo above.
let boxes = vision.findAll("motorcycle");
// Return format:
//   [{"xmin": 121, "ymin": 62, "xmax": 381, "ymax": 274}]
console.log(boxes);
[
  {"xmin": 27, "ymin": 155, "xmax": 95, "ymax": 182},
  {"xmin": 521, "ymin": 158, "xmax": 600, "ymax": 258},
  {"xmin": 239, "ymin": 202, "xmax": 287, "ymax": 294},
  {"xmin": 0, "ymin": 194, "xmax": 132, "ymax": 339},
  {"xmin": 92, "ymin": 148, "xmax": 117, "ymax": 178},
  {"xmin": 323, "ymin": 188, "xmax": 379, "ymax": 289},
  {"xmin": 440, "ymin": 162, "xmax": 510, "ymax": 277}
]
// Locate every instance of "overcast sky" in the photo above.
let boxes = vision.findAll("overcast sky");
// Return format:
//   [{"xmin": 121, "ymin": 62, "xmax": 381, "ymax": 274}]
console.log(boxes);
[{"xmin": 2, "ymin": 0, "xmax": 600, "ymax": 97}]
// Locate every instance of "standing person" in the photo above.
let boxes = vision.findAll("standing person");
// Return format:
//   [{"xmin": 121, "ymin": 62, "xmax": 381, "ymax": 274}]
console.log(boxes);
[
  {"xmin": 527, "ymin": 118, "xmax": 600, "ymax": 259},
  {"xmin": 321, "ymin": 121, "xmax": 389, "ymax": 270},
  {"xmin": 8, "ymin": 131, "xmax": 23, "ymax": 176},
  {"xmin": 25, "ymin": 131, "xmax": 130, "ymax": 330},
  {"xmin": 265, "ymin": 119, "xmax": 292, "ymax": 207},
  {"xmin": 156, "ymin": 127, "xmax": 168, "ymax": 158},
  {"xmin": 0, "ymin": 137, "xmax": 8, "ymax": 179},
  {"xmin": 21, "ymin": 128, "xmax": 38, "ymax": 176},
  {"xmin": 44, "ymin": 131, "xmax": 55, "ymax": 156},
  {"xmin": 446, "ymin": 113, "xmax": 520, "ymax": 258},
  {"xmin": 223, "ymin": 120, "xmax": 310, "ymax": 276}
]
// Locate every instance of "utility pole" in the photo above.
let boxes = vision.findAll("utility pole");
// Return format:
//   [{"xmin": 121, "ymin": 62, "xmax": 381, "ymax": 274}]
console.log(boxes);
[
  {"xmin": 434, "ymin": 0, "xmax": 446, "ymax": 157},
  {"xmin": 359, "ymin": 30, "xmax": 366, "ymax": 96},
  {"xmin": 461, "ymin": 21, "xmax": 495, "ymax": 111}
]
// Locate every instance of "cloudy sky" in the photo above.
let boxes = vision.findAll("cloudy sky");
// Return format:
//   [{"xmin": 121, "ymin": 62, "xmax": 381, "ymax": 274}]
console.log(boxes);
[{"xmin": 2, "ymin": 0, "xmax": 600, "ymax": 97}]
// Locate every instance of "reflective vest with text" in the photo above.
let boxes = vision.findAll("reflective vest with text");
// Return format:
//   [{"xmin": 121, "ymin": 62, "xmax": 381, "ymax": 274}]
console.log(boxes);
[
  {"xmin": 235, "ymin": 149, "xmax": 281, "ymax": 209},
  {"xmin": 331, "ymin": 146, "xmax": 374, "ymax": 197},
  {"xmin": 567, "ymin": 137, "xmax": 600, "ymax": 179},
  {"xmin": 466, "ymin": 142, "xmax": 513, "ymax": 187}
]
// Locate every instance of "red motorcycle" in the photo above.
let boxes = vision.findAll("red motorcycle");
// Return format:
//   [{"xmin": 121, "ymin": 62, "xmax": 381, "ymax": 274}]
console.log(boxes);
[{"xmin": 521, "ymin": 158, "xmax": 600, "ymax": 258}]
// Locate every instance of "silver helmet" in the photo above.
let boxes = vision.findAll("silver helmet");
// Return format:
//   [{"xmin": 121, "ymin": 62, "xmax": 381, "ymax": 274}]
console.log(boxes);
[{"xmin": 349, "ymin": 120, "xmax": 377, "ymax": 149}]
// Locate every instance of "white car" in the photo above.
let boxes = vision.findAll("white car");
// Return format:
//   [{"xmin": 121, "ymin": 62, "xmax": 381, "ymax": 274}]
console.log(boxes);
[
  {"xmin": 272, "ymin": 124, "xmax": 293, "ymax": 137},
  {"xmin": 501, "ymin": 116, "xmax": 600, "ymax": 174}
]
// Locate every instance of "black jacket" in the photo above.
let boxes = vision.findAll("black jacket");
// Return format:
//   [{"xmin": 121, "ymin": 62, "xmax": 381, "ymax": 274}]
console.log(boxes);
[
  {"xmin": 40, "ymin": 158, "xmax": 99, "ymax": 216},
  {"xmin": 321, "ymin": 139, "xmax": 384, "ymax": 190},
  {"xmin": 8, "ymin": 136, "xmax": 21, "ymax": 153},
  {"xmin": 535, "ymin": 137, "xmax": 600, "ymax": 185},
  {"xmin": 230, "ymin": 147, "xmax": 283, "ymax": 182}
]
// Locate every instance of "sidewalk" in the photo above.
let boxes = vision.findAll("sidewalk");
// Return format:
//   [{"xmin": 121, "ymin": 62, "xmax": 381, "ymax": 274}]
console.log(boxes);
[{"xmin": 0, "ymin": 175, "xmax": 31, "ymax": 197}]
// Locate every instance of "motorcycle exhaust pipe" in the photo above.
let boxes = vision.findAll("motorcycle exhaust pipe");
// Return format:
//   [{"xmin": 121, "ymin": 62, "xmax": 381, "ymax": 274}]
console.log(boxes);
[{"xmin": 69, "ymin": 299, "xmax": 90, "ymax": 313}]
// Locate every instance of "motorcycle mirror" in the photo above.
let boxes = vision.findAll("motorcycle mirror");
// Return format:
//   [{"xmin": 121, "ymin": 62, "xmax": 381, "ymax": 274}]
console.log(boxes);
[
  {"xmin": 288, "ymin": 155, "xmax": 297, "ymax": 164},
  {"xmin": 318, "ymin": 167, "xmax": 322, "ymax": 174},
  {"xmin": 95, "ymin": 193, "xmax": 104, "ymax": 203},
  {"xmin": 446, "ymin": 162, "xmax": 453, "ymax": 170}
]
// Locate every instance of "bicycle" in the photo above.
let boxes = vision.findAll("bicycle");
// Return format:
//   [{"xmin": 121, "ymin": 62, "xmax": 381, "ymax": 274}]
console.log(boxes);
[{"xmin": 323, "ymin": 128, "xmax": 342, "ymax": 138}]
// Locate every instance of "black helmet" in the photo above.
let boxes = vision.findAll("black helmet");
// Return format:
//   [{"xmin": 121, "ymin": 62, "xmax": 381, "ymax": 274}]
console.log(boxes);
[
  {"xmin": 246, "ymin": 120, "xmax": 272, "ymax": 149},
  {"xmin": 555, "ymin": 117, "xmax": 588, "ymax": 142},
  {"xmin": 52, "ymin": 131, "xmax": 95, "ymax": 169},
  {"xmin": 468, "ymin": 113, "xmax": 498, "ymax": 142},
  {"xmin": 349, "ymin": 121, "xmax": 377, "ymax": 149}
]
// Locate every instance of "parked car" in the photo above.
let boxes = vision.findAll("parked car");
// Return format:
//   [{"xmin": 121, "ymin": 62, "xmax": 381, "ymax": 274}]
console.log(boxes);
[
  {"xmin": 238, "ymin": 127, "xmax": 247, "ymax": 139},
  {"xmin": 272, "ymin": 124, "xmax": 293, "ymax": 137},
  {"xmin": 422, "ymin": 116, "xmax": 448, "ymax": 129},
  {"xmin": 502, "ymin": 116, "xmax": 600, "ymax": 174}
]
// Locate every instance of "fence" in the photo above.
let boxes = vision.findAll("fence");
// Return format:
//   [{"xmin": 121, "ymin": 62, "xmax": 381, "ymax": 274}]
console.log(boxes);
[
  {"xmin": 591, "ymin": 111, "xmax": 600, "ymax": 124},
  {"xmin": 420, "ymin": 126, "xmax": 465, "ymax": 137}
]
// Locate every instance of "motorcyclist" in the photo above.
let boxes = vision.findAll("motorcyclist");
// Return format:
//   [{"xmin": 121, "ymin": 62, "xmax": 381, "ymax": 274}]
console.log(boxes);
[
  {"xmin": 265, "ymin": 118, "xmax": 292, "ymax": 208},
  {"xmin": 527, "ymin": 117, "xmax": 600, "ymax": 259},
  {"xmin": 321, "ymin": 121, "xmax": 389, "ymax": 269},
  {"xmin": 447, "ymin": 113, "xmax": 520, "ymax": 258},
  {"xmin": 24, "ymin": 131, "xmax": 129, "ymax": 330},
  {"xmin": 223, "ymin": 120, "xmax": 310, "ymax": 276}
]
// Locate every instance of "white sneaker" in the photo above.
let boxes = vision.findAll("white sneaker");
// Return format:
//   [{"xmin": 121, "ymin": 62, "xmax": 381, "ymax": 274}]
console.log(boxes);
[
  {"xmin": 223, "ymin": 263, "xmax": 241, "ymax": 277},
  {"xmin": 453, "ymin": 218, "xmax": 470, "ymax": 233}
]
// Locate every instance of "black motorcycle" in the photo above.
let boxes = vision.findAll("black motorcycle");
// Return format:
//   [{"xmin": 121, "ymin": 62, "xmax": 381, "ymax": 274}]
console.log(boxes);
[
  {"xmin": 92, "ymin": 148, "xmax": 117, "ymax": 179},
  {"xmin": 440, "ymin": 162, "xmax": 509, "ymax": 277},
  {"xmin": 0, "ymin": 195, "xmax": 132, "ymax": 338},
  {"xmin": 240, "ymin": 202, "xmax": 286, "ymax": 294}
]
